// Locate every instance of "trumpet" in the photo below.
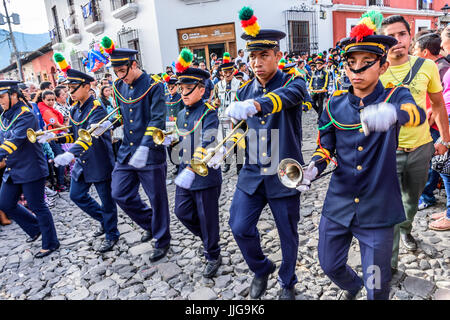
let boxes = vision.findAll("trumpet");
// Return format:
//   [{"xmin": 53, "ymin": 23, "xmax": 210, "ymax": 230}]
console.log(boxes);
[
  {"xmin": 78, "ymin": 108, "xmax": 122, "ymax": 143},
  {"xmin": 153, "ymin": 129, "xmax": 178, "ymax": 146},
  {"xmin": 27, "ymin": 126, "xmax": 72, "ymax": 144},
  {"xmin": 191, "ymin": 120, "xmax": 248, "ymax": 177},
  {"xmin": 277, "ymin": 158, "xmax": 335, "ymax": 189}
]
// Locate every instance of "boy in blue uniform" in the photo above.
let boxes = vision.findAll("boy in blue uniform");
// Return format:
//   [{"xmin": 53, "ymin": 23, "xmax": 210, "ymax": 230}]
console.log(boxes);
[
  {"xmin": 0, "ymin": 80, "xmax": 60, "ymax": 258},
  {"xmin": 224, "ymin": 7, "xmax": 308, "ymax": 300},
  {"xmin": 165, "ymin": 49, "xmax": 223, "ymax": 278},
  {"xmin": 104, "ymin": 37, "xmax": 171, "ymax": 262},
  {"xmin": 309, "ymin": 57, "xmax": 329, "ymax": 119},
  {"xmin": 299, "ymin": 12, "xmax": 427, "ymax": 300},
  {"xmin": 43, "ymin": 66, "xmax": 120, "ymax": 254}
]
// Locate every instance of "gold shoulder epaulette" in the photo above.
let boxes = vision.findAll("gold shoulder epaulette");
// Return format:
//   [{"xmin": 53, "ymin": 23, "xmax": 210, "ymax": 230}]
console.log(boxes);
[
  {"xmin": 332, "ymin": 90, "xmax": 348, "ymax": 97},
  {"xmin": 385, "ymin": 82, "xmax": 398, "ymax": 89},
  {"xmin": 93, "ymin": 100, "xmax": 102, "ymax": 107},
  {"xmin": 205, "ymin": 103, "xmax": 216, "ymax": 111},
  {"xmin": 151, "ymin": 74, "xmax": 162, "ymax": 83},
  {"xmin": 240, "ymin": 79, "xmax": 252, "ymax": 89},
  {"xmin": 21, "ymin": 106, "xmax": 30, "ymax": 112}
]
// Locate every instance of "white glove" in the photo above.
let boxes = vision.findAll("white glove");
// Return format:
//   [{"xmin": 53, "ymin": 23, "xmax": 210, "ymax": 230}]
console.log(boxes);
[
  {"xmin": 175, "ymin": 168, "xmax": 195, "ymax": 189},
  {"xmin": 296, "ymin": 162, "xmax": 318, "ymax": 193},
  {"xmin": 225, "ymin": 99, "xmax": 257, "ymax": 121},
  {"xmin": 54, "ymin": 152, "xmax": 75, "ymax": 167},
  {"xmin": 37, "ymin": 132, "xmax": 56, "ymax": 144},
  {"xmin": 90, "ymin": 120, "xmax": 112, "ymax": 136},
  {"xmin": 360, "ymin": 103, "xmax": 397, "ymax": 136},
  {"xmin": 207, "ymin": 146, "xmax": 226, "ymax": 170},
  {"xmin": 128, "ymin": 146, "xmax": 149, "ymax": 169},
  {"xmin": 162, "ymin": 134, "xmax": 178, "ymax": 147}
]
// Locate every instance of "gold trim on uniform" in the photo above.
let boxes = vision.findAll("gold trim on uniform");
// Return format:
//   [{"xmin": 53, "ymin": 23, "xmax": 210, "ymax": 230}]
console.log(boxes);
[
  {"xmin": 0, "ymin": 145, "xmax": 13, "ymax": 154},
  {"xmin": 344, "ymin": 42, "xmax": 386, "ymax": 53},
  {"xmin": 3, "ymin": 141, "xmax": 17, "ymax": 151}
]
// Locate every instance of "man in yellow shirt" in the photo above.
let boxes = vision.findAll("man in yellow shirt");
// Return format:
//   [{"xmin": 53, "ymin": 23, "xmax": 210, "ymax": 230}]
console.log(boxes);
[{"xmin": 380, "ymin": 16, "xmax": 449, "ymax": 273}]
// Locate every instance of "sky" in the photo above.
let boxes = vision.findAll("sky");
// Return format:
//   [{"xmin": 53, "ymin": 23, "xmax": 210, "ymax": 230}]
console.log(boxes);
[{"xmin": 0, "ymin": 0, "xmax": 49, "ymax": 35}]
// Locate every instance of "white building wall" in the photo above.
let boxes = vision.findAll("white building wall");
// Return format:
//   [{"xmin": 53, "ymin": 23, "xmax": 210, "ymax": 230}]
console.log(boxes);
[{"xmin": 44, "ymin": 0, "xmax": 335, "ymax": 75}]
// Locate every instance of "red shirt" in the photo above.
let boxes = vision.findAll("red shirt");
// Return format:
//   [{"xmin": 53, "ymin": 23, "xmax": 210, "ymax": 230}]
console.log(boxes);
[{"xmin": 38, "ymin": 102, "xmax": 65, "ymax": 132}]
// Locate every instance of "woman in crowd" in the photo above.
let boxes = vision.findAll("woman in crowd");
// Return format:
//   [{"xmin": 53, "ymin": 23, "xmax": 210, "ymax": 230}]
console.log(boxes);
[{"xmin": 36, "ymin": 90, "xmax": 69, "ymax": 192}]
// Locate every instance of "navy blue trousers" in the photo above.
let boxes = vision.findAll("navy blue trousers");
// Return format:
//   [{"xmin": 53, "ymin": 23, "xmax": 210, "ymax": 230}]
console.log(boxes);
[
  {"xmin": 0, "ymin": 178, "xmax": 59, "ymax": 250},
  {"xmin": 318, "ymin": 215, "xmax": 394, "ymax": 300},
  {"xmin": 175, "ymin": 186, "xmax": 221, "ymax": 261},
  {"xmin": 111, "ymin": 162, "xmax": 171, "ymax": 248},
  {"xmin": 229, "ymin": 184, "xmax": 300, "ymax": 289},
  {"xmin": 70, "ymin": 175, "xmax": 120, "ymax": 241}
]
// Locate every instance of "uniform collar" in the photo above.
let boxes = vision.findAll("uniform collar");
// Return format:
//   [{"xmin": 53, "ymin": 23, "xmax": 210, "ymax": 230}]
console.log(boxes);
[
  {"xmin": 255, "ymin": 69, "xmax": 283, "ymax": 90},
  {"xmin": 78, "ymin": 96, "xmax": 94, "ymax": 111},
  {"xmin": 186, "ymin": 99, "xmax": 204, "ymax": 110},
  {"xmin": 2, "ymin": 101, "xmax": 23, "ymax": 120},
  {"xmin": 348, "ymin": 81, "xmax": 384, "ymax": 108},
  {"xmin": 131, "ymin": 71, "xmax": 147, "ymax": 87}
]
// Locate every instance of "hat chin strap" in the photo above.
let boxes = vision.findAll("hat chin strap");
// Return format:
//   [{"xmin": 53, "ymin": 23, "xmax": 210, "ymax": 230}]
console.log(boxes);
[
  {"xmin": 346, "ymin": 56, "xmax": 382, "ymax": 74},
  {"xmin": 182, "ymin": 82, "xmax": 200, "ymax": 97},
  {"xmin": 70, "ymin": 83, "xmax": 83, "ymax": 96},
  {"xmin": 119, "ymin": 61, "xmax": 133, "ymax": 81}
]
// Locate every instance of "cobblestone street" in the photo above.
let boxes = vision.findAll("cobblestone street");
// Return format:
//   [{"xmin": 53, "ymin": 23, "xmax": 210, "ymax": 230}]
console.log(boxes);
[{"xmin": 0, "ymin": 111, "xmax": 449, "ymax": 300}]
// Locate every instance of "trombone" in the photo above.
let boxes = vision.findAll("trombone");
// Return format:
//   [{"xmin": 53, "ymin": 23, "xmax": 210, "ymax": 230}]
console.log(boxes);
[
  {"xmin": 27, "ymin": 126, "xmax": 72, "ymax": 144},
  {"xmin": 191, "ymin": 120, "xmax": 248, "ymax": 177},
  {"xmin": 78, "ymin": 108, "xmax": 122, "ymax": 143},
  {"xmin": 277, "ymin": 158, "xmax": 335, "ymax": 189}
]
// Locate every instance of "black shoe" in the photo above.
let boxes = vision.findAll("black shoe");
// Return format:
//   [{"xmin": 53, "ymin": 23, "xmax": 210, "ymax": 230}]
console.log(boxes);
[
  {"xmin": 141, "ymin": 230, "xmax": 153, "ymax": 243},
  {"xmin": 203, "ymin": 256, "xmax": 222, "ymax": 278},
  {"xmin": 337, "ymin": 287, "xmax": 362, "ymax": 300},
  {"xmin": 250, "ymin": 261, "xmax": 276, "ymax": 299},
  {"xmin": 93, "ymin": 226, "xmax": 105, "ymax": 238},
  {"xmin": 34, "ymin": 244, "xmax": 60, "ymax": 259},
  {"xmin": 98, "ymin": 239, "xmax": 118, "ymax": 253},
  {"xmin": 222, "ymin": 164, "xmax": 231, "ymax": 173},
  {"xmin": 149, "ymin": 245, "xmax": 170, "ymax": 262},
  {"xmin": 26, "ymin": 232, "xmax": 41, "ymax": 243},
  {"xmin": 279, "ymin": 287, "xmax": 296, "ymax": 300},
  {"xmin": 401, "ymin": 233, "xmax": 417, "ymax": 251}
]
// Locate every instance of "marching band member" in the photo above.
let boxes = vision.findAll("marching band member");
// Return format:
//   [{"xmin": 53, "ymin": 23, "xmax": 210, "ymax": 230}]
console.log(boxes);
[
  {"xmin": 309, "ymin": 56, "xmax": 329, "ymax": 119},
  {"xmin": 42, "ymin": 60, "xmax": 120, "ymax": 254},
  {"xmin": 104, "ymin": 37, "xmax": 171, "ymax": 262},
  {"xmin": 279, "ymin": 60, "xmax": 315, "ymax": 113},
  {"xmin": 0, "ymin": 80, "xmax": 60, "ymax": 258},
  {"xmin": 300, "ymin": 12, "xmax": 426, "ymax": 300},
  {"xmin": 166, "ymin": 48, "xmax": 223, "ymax": 278},
  {"xmin": 163, "ymin": 74, "xmax": 184, "ymax": 175},
  {"xmin": 213, "ymin": 52, "xmax": 245, "ymax": 174},
  {"xmin": 225, "ymin": 7, "xmax": 308, "ymax": 300}
]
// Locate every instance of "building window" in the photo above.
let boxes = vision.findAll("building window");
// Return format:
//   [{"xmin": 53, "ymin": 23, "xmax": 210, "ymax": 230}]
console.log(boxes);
[
  {"xmin": 418, "ymin": 0, "xmax": 432, "ymax": 10},
  {"xmin": 111, "ymin": 0, "xmax": 134, "ymax": 11},
  {"xmin": 63, "ymin": 15, "xmax": 79, "ymax": 37},
  {"xmin": 70, "ymin": 51, "xmax": 87, "ymax": 73},
  {"xmin": 118, "ymin": 27, "xmax": 142, "ymax": 66},
  {"xmin": 284, "ymin": 9, "xmax": 318, "ymax": 54},
  {"xmin": 82, "ymin": 0, "xmax": 102, "ymax": 26},
  {"xmin": 50, "ymin": 6, "xmax": 62, "ymax": 44},
  {"xmin": 367, "ymin": 0, "xmax": 390, "ymax": 6}
]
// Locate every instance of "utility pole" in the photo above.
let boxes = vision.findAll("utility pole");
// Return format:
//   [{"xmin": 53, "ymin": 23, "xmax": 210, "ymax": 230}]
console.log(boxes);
[{"xmin": 2, "ymin": 0, "xmax": 23, "ymax": 81}]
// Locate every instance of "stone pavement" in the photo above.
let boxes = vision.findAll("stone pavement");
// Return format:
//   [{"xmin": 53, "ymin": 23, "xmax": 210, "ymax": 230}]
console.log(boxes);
[{"xmin": 0, "ymin": 110, "xmax": 448, "ymax": 300}]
